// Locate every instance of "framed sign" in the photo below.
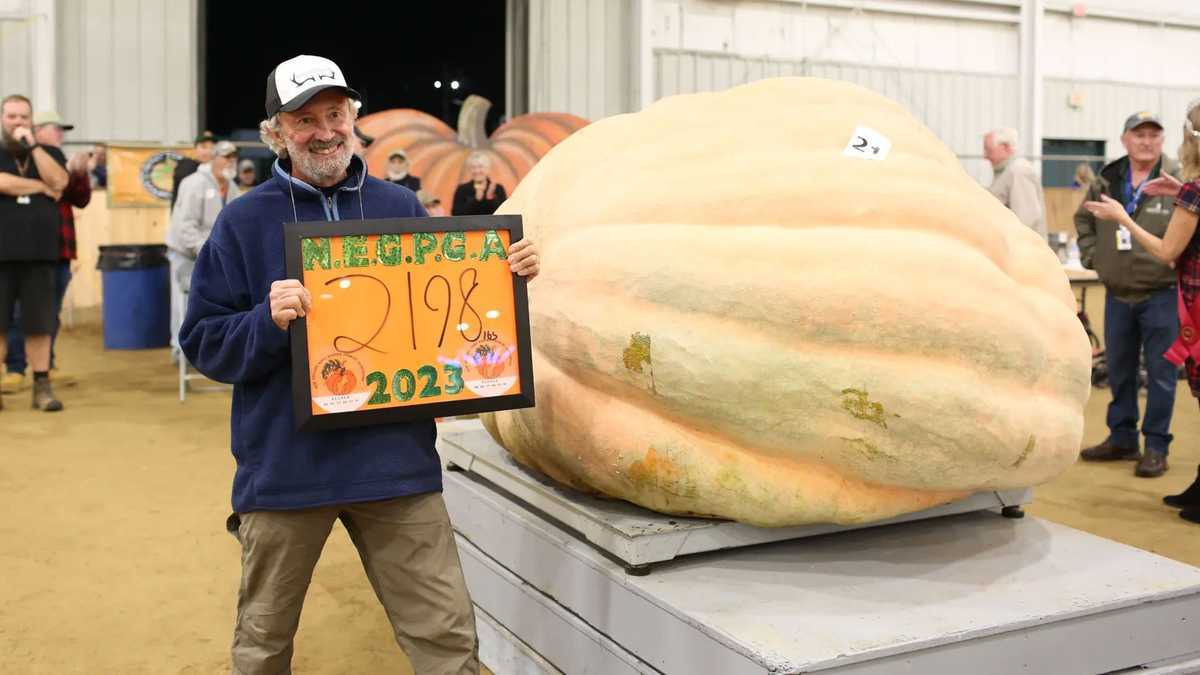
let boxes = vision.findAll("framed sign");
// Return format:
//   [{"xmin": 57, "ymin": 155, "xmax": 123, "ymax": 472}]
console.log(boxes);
[{"xmin": 284, "ymin": 215, "xmax": 534, "ymax": 432}]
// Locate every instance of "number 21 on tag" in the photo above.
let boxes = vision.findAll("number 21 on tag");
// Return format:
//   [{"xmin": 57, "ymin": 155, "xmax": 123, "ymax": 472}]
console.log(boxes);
[{"xmin": 843, "ymin": 126, "xmax": 892, "ymax": 161}]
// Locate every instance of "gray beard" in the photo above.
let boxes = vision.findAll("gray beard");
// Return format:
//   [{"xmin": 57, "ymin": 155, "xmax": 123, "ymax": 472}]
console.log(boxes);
[{"xmin": 287, "ymin": 137, "xmax": 352, "ymax": 185}]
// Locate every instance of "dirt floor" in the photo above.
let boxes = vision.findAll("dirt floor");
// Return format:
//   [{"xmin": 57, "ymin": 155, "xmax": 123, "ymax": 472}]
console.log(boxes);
[{"xmin": 1, "ymin": 315, "xmax": 1198, "ymax": 674}]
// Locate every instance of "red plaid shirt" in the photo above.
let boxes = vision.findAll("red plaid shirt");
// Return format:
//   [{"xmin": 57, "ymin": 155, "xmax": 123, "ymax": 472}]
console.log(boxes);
[
  {"xmin": 58, "ymin": 168, "xmax": 92, "ymax": 261},
  {"xmin": 1173, "ymin": 180, "xmax": 1200, "ymax": 395}
]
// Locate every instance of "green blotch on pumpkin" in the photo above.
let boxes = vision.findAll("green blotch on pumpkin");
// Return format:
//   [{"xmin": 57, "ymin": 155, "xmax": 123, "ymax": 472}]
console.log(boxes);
[
  {"xmin": 1013, "ymin": 435, "xmax": 1036, "ymax": 468},
  {"xmin": 840, "ymin": 388, "xmax": 892, "ymax": 429},
  {"xmin": 622, "ymin": 333, "xmax": 657, "ymax": 394},
  {"xmin": 623, "ymin": 333, "xmax": 652, "ymax": 373},
  {"xmin": 839, "ymin": 437, "xmax": 899, "ymax": 463}
]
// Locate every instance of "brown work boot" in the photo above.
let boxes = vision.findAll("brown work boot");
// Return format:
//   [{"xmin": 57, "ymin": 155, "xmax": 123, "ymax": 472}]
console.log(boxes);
[
  {"xmin": 1079, "ymin": 441, "xmax": 1140, "ymax": 461},
  {"xmin": 32, "ymin": 378, "xmax": 63, "ymax": 412},
  {"xmin": 1134, "ymin": 450, "xmax": 1168, "ymax": 478}
]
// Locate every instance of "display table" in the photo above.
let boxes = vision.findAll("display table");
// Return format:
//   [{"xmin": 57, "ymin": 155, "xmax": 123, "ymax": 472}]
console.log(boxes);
[{"xmin": 437, "ymin": 419, "xmax": 1200, "ymax": 675}]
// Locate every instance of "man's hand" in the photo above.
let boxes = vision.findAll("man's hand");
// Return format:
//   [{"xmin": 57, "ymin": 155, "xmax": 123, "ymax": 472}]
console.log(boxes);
[
  {"xmin": 508, "ymin": 239, "xmax": 539, "ymax": 281},
  {"xmin": 41, "ymin": 182, "xmax": 61, "ymax": 201},
  {"xmin": 11, "ymin": 126, "xmax": 33, "ymax": 147},
  {"xmin": 1144, "ymin": 173, "xmax": 1184, "ymax": 199},
  {"xmin": 269, "ymin": 279, "xmax": 312, "ymax": 331},
  {"xmin": 67, "ymin": 152, "xmax": 90, "ymax": 175}
]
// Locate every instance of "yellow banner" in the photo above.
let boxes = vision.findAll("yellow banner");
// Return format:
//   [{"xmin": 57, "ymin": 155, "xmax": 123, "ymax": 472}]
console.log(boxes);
[{"xmin": 107, "ymin": 145, "xmax": 196, "ymax": 207}]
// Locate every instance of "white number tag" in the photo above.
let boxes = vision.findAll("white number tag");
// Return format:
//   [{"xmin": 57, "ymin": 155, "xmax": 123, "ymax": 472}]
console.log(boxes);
[
  {"xmin": 843, "ymin": 126, "xmax": 892, "ymax": 161},
  {"xmin": 1116, "ymin": 227, "xmax": 1133, "ymax": 251}
]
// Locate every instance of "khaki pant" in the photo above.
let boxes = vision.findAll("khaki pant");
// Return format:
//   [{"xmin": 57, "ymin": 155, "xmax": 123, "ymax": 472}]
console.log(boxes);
[{"xmin": 230, "ymin": 493, "xmax": 479, "ymax": 675}]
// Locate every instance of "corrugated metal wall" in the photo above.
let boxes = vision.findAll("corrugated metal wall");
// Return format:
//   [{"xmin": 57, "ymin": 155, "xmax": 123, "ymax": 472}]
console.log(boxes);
[
  {"xmin": 1040, "ymin": 8, "xmax": 1200, "ymax": 163},
  {"xmin": 527, "ymin": 0, "xmax": 636, "ymax": 120},
  {"xmin": 654, "ymin": 48, "xmax": 1018, "ymax": 183},
  {"xmin": 0, "ymin": 0, "xmax": 35, "ymax": 103},
  {"xmin": 56, "ymin": 0, "xmax": 197, "ymax": 145}
]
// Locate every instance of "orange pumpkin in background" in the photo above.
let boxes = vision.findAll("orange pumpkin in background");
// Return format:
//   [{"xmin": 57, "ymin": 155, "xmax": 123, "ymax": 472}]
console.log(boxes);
[{"xmin": 360, "ymin": 95, "xmax": 589, "ymax": 210}]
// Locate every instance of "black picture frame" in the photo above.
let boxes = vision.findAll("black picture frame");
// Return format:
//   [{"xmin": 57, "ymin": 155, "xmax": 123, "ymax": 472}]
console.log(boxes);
[{"xmin": 283, "ymin": 214, "xmax": 535, "ymax": 432}]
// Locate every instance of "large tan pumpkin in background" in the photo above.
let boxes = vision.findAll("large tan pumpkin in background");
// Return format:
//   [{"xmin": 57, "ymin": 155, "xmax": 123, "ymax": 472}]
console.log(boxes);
[
  {"xmin": 482, "ymin": 77, "xmax": 1093, "ymax": 527},
  {"xmin": 358, "ymin": 95, "xmax": 588, "ymax": 210}
]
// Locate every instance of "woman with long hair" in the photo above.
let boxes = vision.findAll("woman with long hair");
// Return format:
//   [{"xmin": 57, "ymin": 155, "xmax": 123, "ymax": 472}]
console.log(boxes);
[{"xmin": 1083, "ymin": 99, "xmax": 1200, "ymax": 524}]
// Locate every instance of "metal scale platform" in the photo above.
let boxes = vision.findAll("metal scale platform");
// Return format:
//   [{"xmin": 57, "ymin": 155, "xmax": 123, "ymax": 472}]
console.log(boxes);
[{"xmin": 436, "ymin": 419, "xmax": 1200, "ymax": 674}]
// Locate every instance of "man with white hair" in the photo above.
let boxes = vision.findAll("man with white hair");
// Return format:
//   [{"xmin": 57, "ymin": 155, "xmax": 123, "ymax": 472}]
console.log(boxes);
[
  {"xmin": 983, "ymin": 127, "xmax": 1048, "ymax": 240},
  {"xmin": 179, "ymin": 54, "xmax": 541, "ymax": 674}
]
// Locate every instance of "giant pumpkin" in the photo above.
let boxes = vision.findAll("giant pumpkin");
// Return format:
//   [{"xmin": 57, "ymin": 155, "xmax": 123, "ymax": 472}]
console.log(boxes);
[
  {"xmin": 481, "ymin": 77, "xmax": 1092, "ymax": 527},
  {"xmin": 360, "ymin": 96, "xmax": 588, "ymax": 211}
]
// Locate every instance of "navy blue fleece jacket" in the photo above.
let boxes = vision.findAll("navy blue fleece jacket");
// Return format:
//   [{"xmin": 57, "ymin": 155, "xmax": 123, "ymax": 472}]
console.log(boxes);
[{"xmin": 179, "ymin": 155, "xmax": 441, "ymax": 512}]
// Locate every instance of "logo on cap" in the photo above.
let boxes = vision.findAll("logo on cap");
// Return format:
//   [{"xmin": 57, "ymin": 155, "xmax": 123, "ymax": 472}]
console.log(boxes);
[
  {"xmin": 266, "ymin": 54, "xmax": 360, "ymax": 117},
  {"xmin": 291, "ymin": 68, "xmax": 337, "ymax": 87}
]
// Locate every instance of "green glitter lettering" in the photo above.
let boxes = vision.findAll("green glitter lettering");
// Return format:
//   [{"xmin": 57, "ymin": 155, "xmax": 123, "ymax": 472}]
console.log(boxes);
[
  {"xmin": 376, "ymin": 234, "xmax": 402, "ymax": 266},
  {"xmin": 442, "ymin": 232, "xmax": 466, "ymax": 262},
  {"xmin": 479, "ymin": 230, "xmax": 508, "ymax": 262},
  {"xmin": 342, "ymin": 235, "xmax": 369, "ymax": 268},
  {"xmin": 413, "ymin": 233, "xmax": 438, "ymax": 264},
  {"xmin": 301, "ymin": 237, "xmax": 331, "ymax": 271}
]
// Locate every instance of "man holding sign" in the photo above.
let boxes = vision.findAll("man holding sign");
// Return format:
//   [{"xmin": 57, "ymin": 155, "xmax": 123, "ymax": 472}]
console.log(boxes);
[{"xmin": 179, "ymin": 55, "xmax": 539, "ymax": 675}]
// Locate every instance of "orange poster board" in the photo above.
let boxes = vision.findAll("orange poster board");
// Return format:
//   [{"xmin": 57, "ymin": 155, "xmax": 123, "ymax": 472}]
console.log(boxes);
[{"xmin": 284, "ymin": 215, "xmax": 534, "ymax": 431}]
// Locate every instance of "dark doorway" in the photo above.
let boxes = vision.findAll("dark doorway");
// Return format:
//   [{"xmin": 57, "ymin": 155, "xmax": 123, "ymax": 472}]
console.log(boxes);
[
  {"xmin": 1042, "ymin": 138, "xmax": 1106, "ymax": 188},
  {"xmin": 201, "ymin": 2, "xmax": 508, "ymax": 138}
]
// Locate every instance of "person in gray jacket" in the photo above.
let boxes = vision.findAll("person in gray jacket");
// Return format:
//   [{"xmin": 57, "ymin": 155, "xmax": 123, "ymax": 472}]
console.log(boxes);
[
  {"xmin": 166, "ymin": 139, "xmax": 240, "ymax": 356},
  {"xmin": 984, "ymin": 127, "xmax": 1048, "ymax": 241}
]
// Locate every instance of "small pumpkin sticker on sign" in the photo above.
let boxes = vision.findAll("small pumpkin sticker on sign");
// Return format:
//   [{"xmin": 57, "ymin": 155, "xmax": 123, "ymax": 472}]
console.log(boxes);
[
  {"xmin": 311, "ymin": 352, "xmax": 371, "ymax": 413},
  {"xmin": 843, "ymin": 126, "xmax": 892, "ymax": 161}
]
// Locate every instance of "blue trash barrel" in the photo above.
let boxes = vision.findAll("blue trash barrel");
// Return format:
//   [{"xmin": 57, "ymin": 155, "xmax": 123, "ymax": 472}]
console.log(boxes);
[{"xmin": 97, "ymin": 244, "xmax": 170, "ymax": 349}]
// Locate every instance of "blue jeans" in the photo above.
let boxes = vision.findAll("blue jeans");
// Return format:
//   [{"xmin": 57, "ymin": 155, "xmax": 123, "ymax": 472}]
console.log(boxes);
[
  {"xmin": 5, "ymin": 261, "xmax": 72, "ymax": 374},
  {"xmin": 1104, "ymin": 287, "xmax": 1179, "ymax": 455}
]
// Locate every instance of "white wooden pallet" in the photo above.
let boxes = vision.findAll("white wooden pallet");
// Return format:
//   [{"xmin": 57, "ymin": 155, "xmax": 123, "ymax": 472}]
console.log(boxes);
[
  {"xmin": 436, "ymin": 419, "xmax": 1031, "ymax": 571},
  {"xmin": 445, "ymin": 467, "xmax": 1200, "ymax": 675}
]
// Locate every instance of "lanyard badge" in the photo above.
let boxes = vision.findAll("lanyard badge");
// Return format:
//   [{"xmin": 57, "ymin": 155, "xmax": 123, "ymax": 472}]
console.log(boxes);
[
  {"xmin": 16, "ymin": 195, "xmax": 31, "ymax": 205},
  {"xmin": 1116, "ymin": 226, "xmax": 1133, "ymax": 251}
]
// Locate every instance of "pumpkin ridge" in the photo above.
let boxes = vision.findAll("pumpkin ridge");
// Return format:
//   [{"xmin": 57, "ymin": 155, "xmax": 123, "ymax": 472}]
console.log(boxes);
[
  {"xmin": 531, "ymin": 286, "xmax": 1080, "ymax": 400},
  {"xmin": 536, "ymin": 221, "xmax": 1077, "ymax": 315},
  {"xmin": 533, "ymin": 291, "xmax": 1087, "ymax": 402},
  {"xmin": 531, "ymin": 352, "xmax": 1081, "ymax": 494},
  {"xmin": 489, "ymin": 138, "xmax": 541, "ymax": 167},
  {"xmin": 492, "ymin": 355, "xmax": 974, "ymax": 526},
  {"xmin": 495, "ymin": 113, "xmax": 587, "ymax": 141},
  {"xmin": 531, "ymin": 204, "xmax": 1070, "ymax": 312},
  {"xmin": 530, "ymin": 298, "xmax": 1085, "ymax": 487}
]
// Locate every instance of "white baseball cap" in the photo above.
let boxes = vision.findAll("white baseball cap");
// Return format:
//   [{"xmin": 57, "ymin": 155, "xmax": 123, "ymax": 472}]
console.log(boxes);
[{"xmin": 265, "ymin": 54, "xmax": 360, "ymax": 117}]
